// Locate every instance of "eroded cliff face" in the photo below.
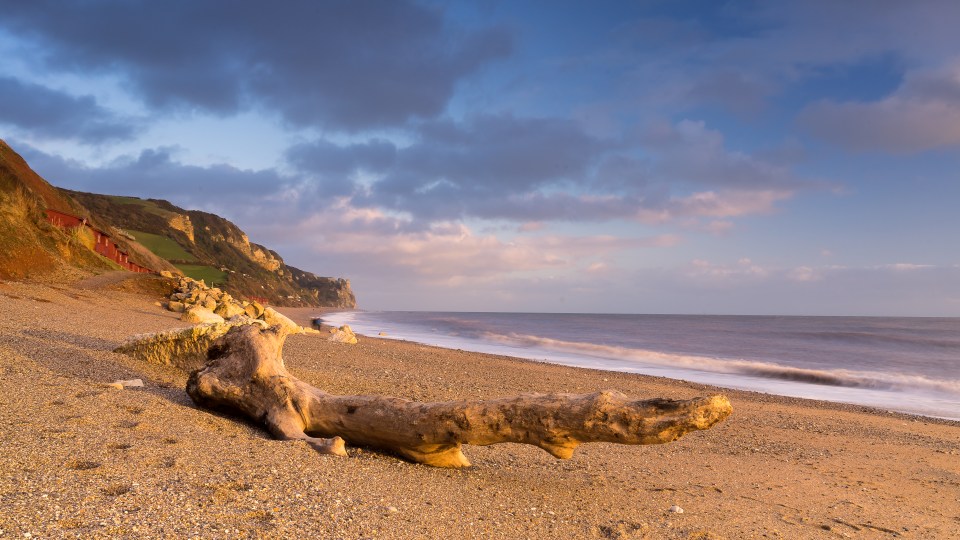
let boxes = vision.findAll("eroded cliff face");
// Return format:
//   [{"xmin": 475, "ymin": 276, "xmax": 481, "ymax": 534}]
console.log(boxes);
[
  {"xmin": 245, "ymin": 240, "xmax": 282, "ymax": 273},
  {"xmin": 288, "ymin": 268, "xmax": 356, "ymax": 309},
  {"xmin": 0, "ymin": 139, "xmax": 176, "ymax": 279},
  {"xmin": 167, "ymin": 213, "xmax": 194, "ymax": 243}
]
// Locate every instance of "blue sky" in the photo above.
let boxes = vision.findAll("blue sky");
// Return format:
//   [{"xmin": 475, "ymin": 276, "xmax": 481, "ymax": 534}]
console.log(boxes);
[{"xmin": 2, "ymin": 0, "xmax": 959, "ymax": 315}]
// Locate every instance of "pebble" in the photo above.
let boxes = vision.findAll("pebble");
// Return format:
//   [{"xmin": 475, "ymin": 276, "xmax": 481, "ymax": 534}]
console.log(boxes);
[
  {"xmin": 108, "ymin": 378, "xmax": 144, "ymax": 389},
  {"xmin": 385, "ymin": 506, "xmax": 399, "ymax": 514},
  {"xmin": 668, "ymin": 505, "xmax": 684, "ymax": 514}
]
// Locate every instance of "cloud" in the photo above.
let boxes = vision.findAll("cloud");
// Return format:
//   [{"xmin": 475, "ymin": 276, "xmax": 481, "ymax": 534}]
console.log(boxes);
[
  {"xmin": 0, "ymin": 77, "xmax": 136, "ymax": 142},
  {"xmin": 0, "ymin": 1, "xmax": 511, "ymax": 131},
  {"xmin": 684, "ymin": 69, "xmax": 778, "ymax": 117},
  {"xmin": 641, "ymin": 120, "xmax": 807, "ymax": 190},
  {"xmin": 18, "ymin": 144, "xmax": 299, "ymax": 215},
  {"xmin": 287, "ymin": 115, "xmax": 811, "ymax": 226},
  {"xmin": 685, "ymin": 258, "xmax": 770, "ymax": 283},
  {"xmin": 624, "ymin": 260, "xmax": 960, "ymax": 316},
  {"xmin": 799, "ymin": 62, "xmax": 960, "ymax": 153},
  {"xmin": 555, "ymin": 1, "xmax": 960, "ymax": 129},
  {"xmin": 266, "ymin": 204, "xmax": 677, "ymax": 287},
  {"xmin": 638, "ymin": 189, "xmax": 791, "ymax": 224}
]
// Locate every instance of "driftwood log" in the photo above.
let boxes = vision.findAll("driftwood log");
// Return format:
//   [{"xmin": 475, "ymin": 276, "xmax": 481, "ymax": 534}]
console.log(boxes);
[{"xmin": 182, "ymin": 324, "xmax": 732, "ymax": 467}]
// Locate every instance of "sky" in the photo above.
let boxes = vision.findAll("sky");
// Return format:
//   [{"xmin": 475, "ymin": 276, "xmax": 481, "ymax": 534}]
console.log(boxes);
[{"xmin": 1, "ymin": 0, "xmax": 959, "ymax": 316}]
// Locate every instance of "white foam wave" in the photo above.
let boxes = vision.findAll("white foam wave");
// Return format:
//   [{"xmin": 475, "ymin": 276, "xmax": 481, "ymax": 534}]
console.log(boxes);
[{"xmin": 485, "ymin": 332, "xmax": 960, "ymax": 396}]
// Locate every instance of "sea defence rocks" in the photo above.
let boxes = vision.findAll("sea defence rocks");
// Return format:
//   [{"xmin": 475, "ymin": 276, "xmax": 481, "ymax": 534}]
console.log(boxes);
[
  {"xmin": 156, "ymin": 276, "xmax": 361, "ymax": 349},
  {"xmin": 214, "ymin": 301, "xmax": 246, "ymax": 320},
  {"xmin": 161, "ymin": 276, "xmax": 316, "ymax": 335}
]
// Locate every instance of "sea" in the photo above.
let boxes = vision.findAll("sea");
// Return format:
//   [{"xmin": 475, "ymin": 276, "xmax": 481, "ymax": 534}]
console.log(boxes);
[{"xmin": 317, "ymin": 311, "xmax": 960, "ymax": 421}]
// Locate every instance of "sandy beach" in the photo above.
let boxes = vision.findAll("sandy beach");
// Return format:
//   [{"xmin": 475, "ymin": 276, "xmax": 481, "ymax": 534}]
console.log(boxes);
[{"xmin": 1, "ymin": 275, "xmax": 958, "ymax": 539}]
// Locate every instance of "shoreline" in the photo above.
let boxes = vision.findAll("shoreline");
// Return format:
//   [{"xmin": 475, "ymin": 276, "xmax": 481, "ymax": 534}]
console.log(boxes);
[
  {"xmin": 2, "ymin": 279, "xmax": 958, "ymax": 538},
  {"xmin": 295, "ymin": 308, "xmax": 960, "ymax": 424}
]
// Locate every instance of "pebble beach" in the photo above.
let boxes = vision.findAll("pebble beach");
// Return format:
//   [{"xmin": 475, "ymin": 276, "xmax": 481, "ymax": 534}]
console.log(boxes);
[{"xmin": 1, "ymin": 275, "xmax": 958, "ymax": 539}]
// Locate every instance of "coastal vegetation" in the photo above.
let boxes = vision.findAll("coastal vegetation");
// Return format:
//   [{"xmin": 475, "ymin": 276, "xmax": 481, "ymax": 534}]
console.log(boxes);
[
  {"xmin": 128, "ymin": 229, "xmax": 197, "ymax": 262},
  {"xmin": 171, "ymin": 263, "xmax": 226, "ymax": 286}
]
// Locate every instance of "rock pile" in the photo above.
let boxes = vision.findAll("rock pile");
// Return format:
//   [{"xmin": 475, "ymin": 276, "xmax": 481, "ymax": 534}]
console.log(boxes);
[
  {"xmin": 159, "ymin": 276, "xmax": 356, "ymax": 344},
  {"xmin": 163, "ymin": 276, "xmax": 301, "ymax": 334}
]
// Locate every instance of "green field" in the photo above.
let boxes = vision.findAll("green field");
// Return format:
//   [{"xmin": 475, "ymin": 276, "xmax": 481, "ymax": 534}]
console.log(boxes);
[
  {"xmin": 107, "ymin": 195, "xmax": 178, "ymax": 219},
  {"xmin": 129, "ymin": 229, "xmax": 196, "ymax": 262},
  {"xmin": 174, "ymin": 264, "xmax": 227, "ymax": 286}
]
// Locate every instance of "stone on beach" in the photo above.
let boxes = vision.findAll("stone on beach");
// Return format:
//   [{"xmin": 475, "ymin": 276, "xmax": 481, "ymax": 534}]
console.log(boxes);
[
  {"xmin": 181, "ymin": 306, "xmax": 225, "ymax": 325},
  {"xmin": 108, "ymin": 378, "xmax": 144, "ymax": 390},
  {"xmin": 214, "ymin": 301, "xmax": 246, "ymax": 319},
  {"xmin": 261, "ymin": 307, "xmax": 303, "ymax": 334},
  {"xmin": 244, "ymin": 301, "xmax": 265, "ymax": 319},
  {"xmin": 329, "ymin": 324, "xmax": 358, "ymax": 344}
]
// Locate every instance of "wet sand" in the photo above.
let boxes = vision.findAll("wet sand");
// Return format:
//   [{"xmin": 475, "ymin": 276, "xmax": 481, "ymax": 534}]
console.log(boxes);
[{"xmin": 1, "ymin": 277, "xmax": 957, "ymax": 538}]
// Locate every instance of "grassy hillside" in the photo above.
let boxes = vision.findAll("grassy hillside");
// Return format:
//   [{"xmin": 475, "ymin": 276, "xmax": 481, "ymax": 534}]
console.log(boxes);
[
  {"xmin": 68, "ymin": 191, "xmax": 356, "ymax": 308},
  {"xmin": 128, "ymin": 230, "xmax": 197, "ymax": 262},
  {"xmin": 172, "ymin": 264, "xmax": 227, "ymax": 286}
]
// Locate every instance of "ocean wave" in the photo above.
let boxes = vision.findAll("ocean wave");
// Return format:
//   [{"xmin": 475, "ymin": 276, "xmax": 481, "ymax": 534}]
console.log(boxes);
[
  {"xmin": 785, "ymin": 330, "xmax": 960, "ymax": 349},
  {"xmin": 484, "ymin": 332, "xmax": 960, "ymax": 396}
]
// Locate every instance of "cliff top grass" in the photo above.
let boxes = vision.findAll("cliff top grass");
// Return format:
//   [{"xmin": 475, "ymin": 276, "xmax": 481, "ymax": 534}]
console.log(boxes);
[
  {"xmin": 173, "ymin": 263, "xmax": 227, "ymax": 286},
  {"xmin": 129, "ymin": 229, "xmax": 197, "ymax": 262},
  {"xmin": 106, "ymin": 195, "xmax": 178, "ymax": 220}
]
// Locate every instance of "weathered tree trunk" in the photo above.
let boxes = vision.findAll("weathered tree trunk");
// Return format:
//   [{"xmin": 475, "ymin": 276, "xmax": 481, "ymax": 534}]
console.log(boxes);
[{"xmin": 185, "ymin": 324, "xmax": 732, "ymax": 468}]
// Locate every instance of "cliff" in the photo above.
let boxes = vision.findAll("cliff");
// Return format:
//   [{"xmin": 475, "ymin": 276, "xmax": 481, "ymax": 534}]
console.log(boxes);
[
  {"xmin": 68, "ymin": 192, "xmax": 356, "ymax": 308},
  {"xmin": 0, "ymin": 139, "xmax": 175, "ymax": 279}
]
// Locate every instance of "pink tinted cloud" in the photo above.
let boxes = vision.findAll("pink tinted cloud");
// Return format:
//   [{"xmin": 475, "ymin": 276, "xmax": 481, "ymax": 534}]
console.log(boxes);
[
  {"xmin": 635, "ymin": 189, "xmax": 791, "ymax": 224},
  {"xmin": 295, "ymin": 205, "xmax": 678, "ymax": 285},
  {"xmin": 800, "ymin": 62, "xmax": 960, "ymax": 153}
]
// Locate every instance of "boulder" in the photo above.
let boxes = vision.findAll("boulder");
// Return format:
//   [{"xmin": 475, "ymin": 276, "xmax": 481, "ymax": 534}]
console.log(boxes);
[
  {"xmin": 261, "ymin": 307, "xmax": 302, "ymax": 334},
  {"xmin": 167, "ymin": 301, "xmax": 185, "ymax": 313},
  {"xmin": 181, "ymin": 306, "xmax": 226, "ymax": 325},
  {"xmin": 201, "ymin": 297, "xmax": 218, "ymax": 310},
  {"xmin": 244, "ymin": 301, "xmax": 264, "ymax": 319},
  {"xmin": 214, "ymin": 301, "xmax": 246, "ymax": 319},
  {"xmin": 328, "ymin": 325, "xmax": 358, "ymax": 344},
  {"xmin": 159, "ymin": 270, "xmax": 174, "ymax": 278}
]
